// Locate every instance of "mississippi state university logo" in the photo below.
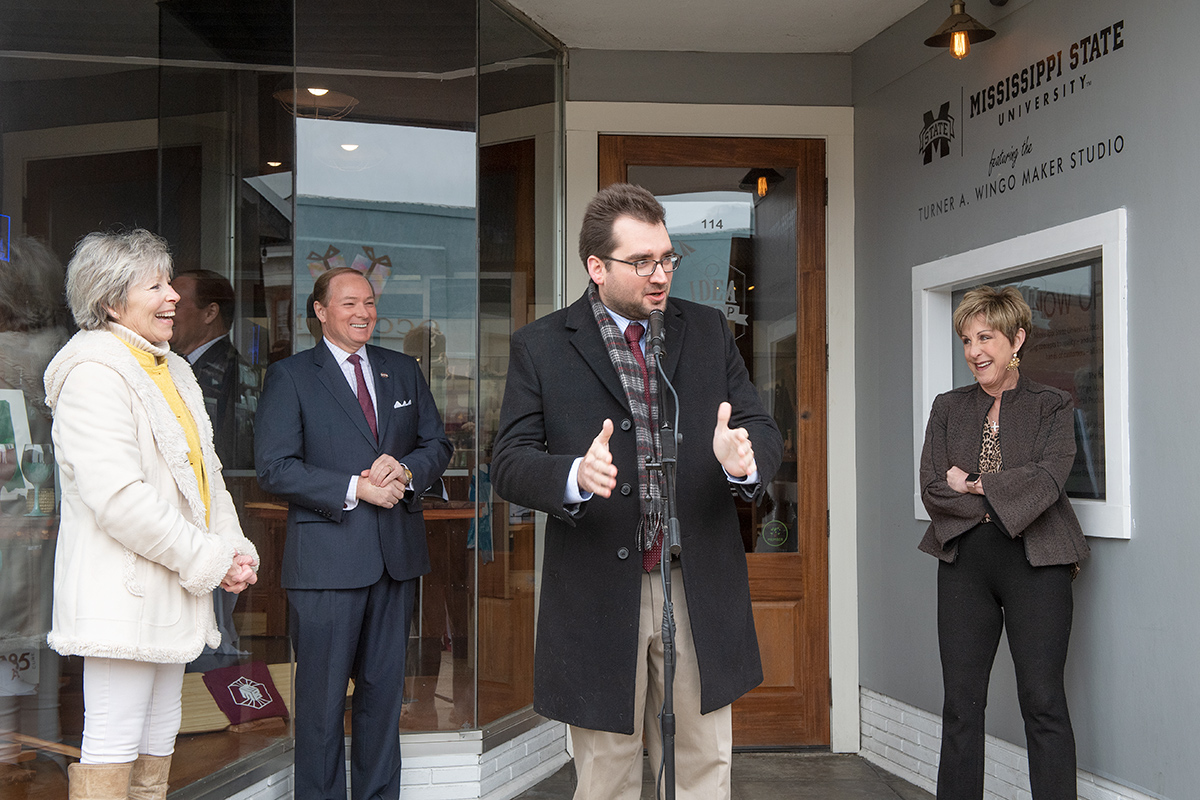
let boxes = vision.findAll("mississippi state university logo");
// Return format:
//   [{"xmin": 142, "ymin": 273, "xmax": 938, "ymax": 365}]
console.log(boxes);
[
  {"xmin": 228, "ymin": 676, "xmax": 273, "ymax": 710},
  {"xmin": 920, "ymin": 102, "xmax": 955, "ymax": 164}
]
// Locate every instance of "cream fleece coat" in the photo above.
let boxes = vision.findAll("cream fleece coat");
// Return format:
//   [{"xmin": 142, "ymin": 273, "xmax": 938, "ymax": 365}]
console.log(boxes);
[{"xmin": 43, "ymin": 326, "xmax": 259, "ymax": 663}]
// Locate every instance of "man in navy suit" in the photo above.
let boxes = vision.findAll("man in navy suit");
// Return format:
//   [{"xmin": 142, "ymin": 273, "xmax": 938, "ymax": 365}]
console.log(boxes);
[{"xmin": 255, "ymin": 267, "xmax": 452, "ymax": 800}]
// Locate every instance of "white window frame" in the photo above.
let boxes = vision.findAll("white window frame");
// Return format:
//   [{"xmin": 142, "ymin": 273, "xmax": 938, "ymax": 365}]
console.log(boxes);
[{"xmin": 911, "ymin": 209, "xmax": 1130, "ymax": 539}]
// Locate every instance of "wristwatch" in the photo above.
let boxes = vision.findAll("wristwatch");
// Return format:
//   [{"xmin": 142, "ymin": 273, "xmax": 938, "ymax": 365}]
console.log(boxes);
[
  {"xmin": 966, "ymin": 472, "xmax": 981, "ymax": 484},
  {"xmin": 398, "ymin": 463, "xmax": 413, "ymax": 490}
]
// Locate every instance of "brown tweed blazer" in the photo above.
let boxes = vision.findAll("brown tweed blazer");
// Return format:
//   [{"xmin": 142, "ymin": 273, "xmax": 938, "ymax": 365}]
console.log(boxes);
[{"xmin": 919, "ymin": 374, "xmax": 1091, "ymax": 567}]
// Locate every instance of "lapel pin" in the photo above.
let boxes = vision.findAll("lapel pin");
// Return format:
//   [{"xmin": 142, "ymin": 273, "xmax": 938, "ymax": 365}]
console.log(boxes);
[{"xmin": 380, "ymin": 373, "xmax": 389, "ymax": 378}]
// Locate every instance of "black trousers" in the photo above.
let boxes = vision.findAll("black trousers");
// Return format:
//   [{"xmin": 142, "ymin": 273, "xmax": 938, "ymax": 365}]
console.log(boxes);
[
  {"xmin": 289, "ymin": 575, "xmax": 418, "ymax": 800},
  {"xmin": 936, "ymin": 523, "xmax": 1076, "ymax": 800}
]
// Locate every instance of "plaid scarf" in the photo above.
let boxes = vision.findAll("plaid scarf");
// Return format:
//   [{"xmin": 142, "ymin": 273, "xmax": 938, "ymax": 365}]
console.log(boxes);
[{"xmin": 587, "ymin": 282, "xmax": 665, "ymax": 555}]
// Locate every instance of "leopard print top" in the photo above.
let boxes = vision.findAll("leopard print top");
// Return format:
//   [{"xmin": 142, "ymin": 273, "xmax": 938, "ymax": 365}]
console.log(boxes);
[
  {"xmin": 979, "ymin": 419, "xmax": 1001, "ymax": 523},
  {"xmin": 979, "ymin": 419, "xmax": 1002, "ymax": 474}
]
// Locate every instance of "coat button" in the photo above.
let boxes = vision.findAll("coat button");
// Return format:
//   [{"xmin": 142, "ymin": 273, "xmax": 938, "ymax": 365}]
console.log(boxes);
[
  {"xmin": 620, "ymin": 483, "xmax": 632, "ymax": 496},
  {"xmin": 617, "ymin": 547, "xmax": 629, "ymax": 560},
  {"xmin": 620, "ymin": 419, "xmax": 632, "ymax": 431}
]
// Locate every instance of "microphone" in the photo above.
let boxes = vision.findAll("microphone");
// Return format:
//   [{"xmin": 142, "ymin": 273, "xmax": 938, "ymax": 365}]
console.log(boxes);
[{"xmin": 647, "ymin": 309, "xmax": 666, "ymax": 358}]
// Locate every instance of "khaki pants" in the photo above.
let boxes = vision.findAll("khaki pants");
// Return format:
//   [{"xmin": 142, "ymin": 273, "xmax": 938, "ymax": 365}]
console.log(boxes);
[{"xmin": 570, "ymin": 564, "xmax": 733, "ymax": 800}]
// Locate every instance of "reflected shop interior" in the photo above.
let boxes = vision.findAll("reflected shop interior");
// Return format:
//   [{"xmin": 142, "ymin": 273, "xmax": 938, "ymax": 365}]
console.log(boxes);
[{"xmin": 0, "ymin": 0, "xmax": 562, "ymax": 795}]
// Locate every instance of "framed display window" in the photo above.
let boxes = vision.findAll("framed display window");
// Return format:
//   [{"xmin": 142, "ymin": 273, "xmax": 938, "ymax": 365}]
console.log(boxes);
[{"xmin": 911, "ymin": 209, "xmax": 1130, "ymax": 539}]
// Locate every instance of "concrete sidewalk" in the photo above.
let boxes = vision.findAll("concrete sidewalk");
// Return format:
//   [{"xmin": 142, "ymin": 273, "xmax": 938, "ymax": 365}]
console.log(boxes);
[{"xmin": 514, "ymin": 751, "xmax": 934, "ymax": 799}]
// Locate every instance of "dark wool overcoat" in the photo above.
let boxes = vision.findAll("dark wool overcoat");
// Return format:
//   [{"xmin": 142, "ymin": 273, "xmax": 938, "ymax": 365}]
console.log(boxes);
[
  {"xmin": 919, "ymin": 374, "xmax": 1091, "ymax": 567},
  {"xmin": 492, "ymin": 292, "xmax": 783, "ymax": 734}
]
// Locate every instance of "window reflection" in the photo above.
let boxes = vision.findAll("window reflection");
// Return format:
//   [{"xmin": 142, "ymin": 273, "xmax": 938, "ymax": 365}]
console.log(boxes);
[
  {"xmin": 0, "ymin": 0, "xmax": 560, "ymax": 793},
  {"xmin": 629, "ymin": 167, "xmax": 801, "ymax": 554},
  {"xmin": 294, "ymin": 116, "xmax": 482, "ymax": 730}
]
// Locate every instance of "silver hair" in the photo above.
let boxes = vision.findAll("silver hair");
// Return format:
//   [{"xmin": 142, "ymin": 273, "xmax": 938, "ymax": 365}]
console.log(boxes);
[{"xmin": 65, "ymin": 229, "xmax": 174, "ymax": 331}]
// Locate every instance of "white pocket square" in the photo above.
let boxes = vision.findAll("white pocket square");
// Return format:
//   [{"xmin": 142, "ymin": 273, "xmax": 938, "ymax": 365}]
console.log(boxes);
[{"xmin": 394, "ymin": 399, "xmax": 412, "ymax": 408}]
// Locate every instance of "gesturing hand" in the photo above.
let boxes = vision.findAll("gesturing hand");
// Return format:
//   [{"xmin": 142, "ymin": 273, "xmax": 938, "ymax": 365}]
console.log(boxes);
[
  {"xmin": 577, "ymin": 419, "xmax": 618, "ymax": 498},
  {"xmin": 712, "ymin": 401, "xmax": 756, "ymax": 478}
]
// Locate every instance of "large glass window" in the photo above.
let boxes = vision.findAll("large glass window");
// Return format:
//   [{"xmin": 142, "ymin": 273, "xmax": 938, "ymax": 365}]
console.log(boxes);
[
  {"xmin": 0, "ymin": 0, "xmax": 562, "ymax": 794},
  {"xmin": 0, "ymin": 3, "xmax": 296, "ymax": 792}
]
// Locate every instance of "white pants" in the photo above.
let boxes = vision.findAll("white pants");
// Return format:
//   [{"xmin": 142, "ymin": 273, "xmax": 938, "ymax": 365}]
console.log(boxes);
[{"xmin": 81, "ymin": 657, "xmax": 185, "ymax": 764}]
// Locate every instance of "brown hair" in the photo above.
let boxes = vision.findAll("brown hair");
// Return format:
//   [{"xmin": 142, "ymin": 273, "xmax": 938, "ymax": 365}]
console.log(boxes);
[
  {"xmin": 952, "ymin": 285, "xmax": 1032, "ymax": 352},
  {"xmin": 175, "ymin": 269, "xmax": 235, "ymax": 328},
  {"xmin": 313, "ymin": 266, "xmax": 372, "ymax": 306},
  {"xmin": 577, "ymin": 183, "xmax": 666, "ymax": 268}
]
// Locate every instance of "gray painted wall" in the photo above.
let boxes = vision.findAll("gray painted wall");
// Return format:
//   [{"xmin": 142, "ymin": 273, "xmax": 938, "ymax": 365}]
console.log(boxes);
[
  {"xmin": 853, "ymin": 0, "xmax": 1200, "ymax": 797},
  {"xmin": 566, "ymin": 49, "xmax": 852, "ymax": 105}
]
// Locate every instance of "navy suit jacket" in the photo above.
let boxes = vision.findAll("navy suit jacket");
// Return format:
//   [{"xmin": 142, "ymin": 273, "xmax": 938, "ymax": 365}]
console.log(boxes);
[{"xmin": 255, "ymin": 341, "xmax": 453, "ymax": 590}]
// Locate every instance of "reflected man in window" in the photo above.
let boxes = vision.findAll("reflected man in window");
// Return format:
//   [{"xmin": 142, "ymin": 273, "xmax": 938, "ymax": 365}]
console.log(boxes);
[
  {"xmin": 255, "ymin": 267, "xmax": 452, "ymax": 800},
  {"xmin": 171, "ymin": 269, "xmax": 260, "ymax": 667},
  {"xmin": 170, "ymin": 270, "xmax": 258, "ymax": 471}
]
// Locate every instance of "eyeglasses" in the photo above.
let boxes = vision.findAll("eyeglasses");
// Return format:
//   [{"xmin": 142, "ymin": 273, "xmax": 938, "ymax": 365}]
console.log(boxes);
[{"xmin": 603, "ymin": 253, "xmax": 683, "ymax": 277}]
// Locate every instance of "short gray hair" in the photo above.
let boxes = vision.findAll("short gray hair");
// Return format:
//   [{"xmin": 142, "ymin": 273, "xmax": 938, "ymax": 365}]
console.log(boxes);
[{"xmin": 66, "ymin": 230, "xmax": 174, "ymax": 331}]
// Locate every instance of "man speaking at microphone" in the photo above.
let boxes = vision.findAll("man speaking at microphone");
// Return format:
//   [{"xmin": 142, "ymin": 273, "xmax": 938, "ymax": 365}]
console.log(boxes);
[{"xmin": 492, "ymin": 183, "xmax": 781, "ymax": 799}]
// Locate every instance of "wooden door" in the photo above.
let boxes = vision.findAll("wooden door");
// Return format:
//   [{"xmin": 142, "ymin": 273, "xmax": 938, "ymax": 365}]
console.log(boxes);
[{"xmin": 599, "ymin": 135, "xmax": 829, "ymax": 746}]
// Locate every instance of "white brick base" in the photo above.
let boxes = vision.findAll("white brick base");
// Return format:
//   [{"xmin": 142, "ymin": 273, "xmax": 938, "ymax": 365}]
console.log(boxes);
[
  {"xmin": 215, "ymin": 720, "xmax": 569, "ymax": 800},
  {"xmin": 859, "ymin": 688, "xmax": 1160, "ymax": 800},
  {"xmin": 223, "ymin": 763, "xmax": 294, "ymax": 800}
]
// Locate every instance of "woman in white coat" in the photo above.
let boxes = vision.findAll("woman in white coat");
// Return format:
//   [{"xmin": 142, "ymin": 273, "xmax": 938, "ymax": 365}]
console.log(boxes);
[{"xmin": 44, "ymin": 230, "xmax": 259, "ymax": 800}]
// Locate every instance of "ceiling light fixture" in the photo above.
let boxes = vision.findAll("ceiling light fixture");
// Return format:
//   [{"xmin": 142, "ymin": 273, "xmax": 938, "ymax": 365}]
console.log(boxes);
[
  {"xmin": 273, "ymin": 87, "xmax": 359, "ymax": 120},
  {"xmin": 266, "ymin": 161, "xmax": 283, "ymax": 167},
  {"xmin": 924, "ymin": 1, "xmax": 995, "ymax": 60},
  {"xmin": 340, "ymin": 144, "xmax": 359, "ymax": 151}
]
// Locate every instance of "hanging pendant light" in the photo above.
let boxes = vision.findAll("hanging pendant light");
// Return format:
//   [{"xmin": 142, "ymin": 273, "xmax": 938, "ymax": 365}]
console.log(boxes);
[
  {"xmin": 924, "ymin": 1, "xmax": 995, "ymax": 60},
  {"xmin": 738, "ymin": 168, "xmax": 785, "ymax": 198}
]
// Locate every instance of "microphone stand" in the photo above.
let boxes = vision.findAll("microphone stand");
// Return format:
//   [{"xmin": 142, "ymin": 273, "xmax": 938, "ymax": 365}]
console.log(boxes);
[{"xmin": 645, "ymin": 354, "xmax": 681, "ymax": 800}]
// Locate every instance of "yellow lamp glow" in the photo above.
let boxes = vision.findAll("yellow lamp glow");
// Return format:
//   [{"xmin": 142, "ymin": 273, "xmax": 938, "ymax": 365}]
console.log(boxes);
[{"xmin": 951, "ymin": 30, "xmax": 970, "ymax": 59}]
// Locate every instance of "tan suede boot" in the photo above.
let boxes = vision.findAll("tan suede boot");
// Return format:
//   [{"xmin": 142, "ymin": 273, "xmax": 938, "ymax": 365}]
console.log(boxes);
[
  {"xmin": 127, "ymin": 755, "xmax": 171, "ymax": 800},
  {"xmin": 67, "ymin": 762, "xmax": 133, "ymax": 800}
]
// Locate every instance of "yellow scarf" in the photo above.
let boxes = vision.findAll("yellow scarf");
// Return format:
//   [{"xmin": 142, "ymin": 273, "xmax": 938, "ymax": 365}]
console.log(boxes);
[{"xmin": 117, "ymin": 334, "xmax": 211, "ymax": 526}]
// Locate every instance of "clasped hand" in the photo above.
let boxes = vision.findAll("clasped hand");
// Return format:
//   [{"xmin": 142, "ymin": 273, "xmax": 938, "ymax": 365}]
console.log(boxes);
[
  {"xmin": 576, "ymin": 402, "xmax": 757, "ymax": 498},
  {"xmin": 221, "ymin": 552, "xmax": 258, "ymax": 594},
  {"xmin": 356, "ymin": 453, "xmax": 410, "ymax": 508}
]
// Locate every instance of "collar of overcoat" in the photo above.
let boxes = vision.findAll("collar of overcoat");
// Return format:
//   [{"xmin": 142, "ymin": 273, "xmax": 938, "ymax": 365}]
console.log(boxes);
[{"xmin": 564, "ymin": 294, "xmax": 686, "ymax": 411}]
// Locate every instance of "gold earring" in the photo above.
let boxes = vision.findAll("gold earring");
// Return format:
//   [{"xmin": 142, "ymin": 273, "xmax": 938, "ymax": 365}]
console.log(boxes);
[{"xmin": 1007, "ymin": 353, "xmax": 1021, "ymax": 371}]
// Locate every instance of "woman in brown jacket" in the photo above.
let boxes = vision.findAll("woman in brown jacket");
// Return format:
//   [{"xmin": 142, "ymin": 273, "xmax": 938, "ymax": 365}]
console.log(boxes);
[{"xmin": 920, "ymin": 286, "xmax": 1089, "ymax": 800}]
